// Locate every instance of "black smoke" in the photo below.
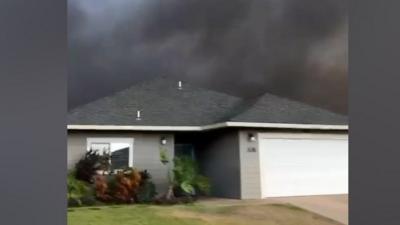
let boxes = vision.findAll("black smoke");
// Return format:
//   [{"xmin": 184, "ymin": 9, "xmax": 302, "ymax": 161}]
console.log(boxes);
[{"xmin": 68, "ymin": 0, "xmax": 347, "ymax": 114}]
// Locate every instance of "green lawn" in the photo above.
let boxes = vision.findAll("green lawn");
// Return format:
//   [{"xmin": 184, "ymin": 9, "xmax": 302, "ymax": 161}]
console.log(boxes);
[{"xmin": 68, "ymin": 203, "xmax": 343, "ymax": 225}]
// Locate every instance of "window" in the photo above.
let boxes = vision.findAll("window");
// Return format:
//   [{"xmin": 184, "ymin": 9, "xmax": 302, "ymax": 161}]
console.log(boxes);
[
  {"xmin": 87, "ymin": 138, "xmax": 134, "ymax": 171},
  {"xmin": 175, "ymin": 143, "xmax": 195, "ymax": 160}
]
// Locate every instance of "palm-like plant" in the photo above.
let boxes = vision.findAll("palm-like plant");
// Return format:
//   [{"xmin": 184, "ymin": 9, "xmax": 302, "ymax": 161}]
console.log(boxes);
[{"xmin": 172, "ymin": 156, "xmax": 210, "ymax": 196}]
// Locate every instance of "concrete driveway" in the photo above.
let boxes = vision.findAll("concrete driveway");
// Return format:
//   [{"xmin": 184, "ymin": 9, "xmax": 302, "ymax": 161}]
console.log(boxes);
[
  {"xmin": 198, "ymin": 194, "xmax": 348, "ymax": 225},
  {"xmin": 272, "ymin": 195, "xmax": 348, "ymax": 224}
]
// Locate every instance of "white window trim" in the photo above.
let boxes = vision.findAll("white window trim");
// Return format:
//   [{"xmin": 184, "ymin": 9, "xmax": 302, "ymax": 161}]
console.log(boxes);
[{"xmin": 86, "ymin": 137, "xmax": 134, "ymax": 168}]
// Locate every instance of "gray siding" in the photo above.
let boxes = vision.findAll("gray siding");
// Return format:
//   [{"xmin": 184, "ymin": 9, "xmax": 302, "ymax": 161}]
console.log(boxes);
[
  {"xmin": 196, "ymin": 130, "xmax": 241, "ymax": 199},
  {"xmin": 67, "ymin": 131, "xmax": 174, "ymax": 192},
  {"xmin": 239, "ymin": 130, "xmax": 262, "ymax": 199}
]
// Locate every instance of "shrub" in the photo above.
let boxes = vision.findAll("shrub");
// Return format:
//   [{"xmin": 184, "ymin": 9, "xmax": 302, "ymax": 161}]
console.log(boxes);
[
  {"xmin": 79, "ymin": 195, "xmax": 98, "ymax": 206},
  {"xmin": 93, "ymin": 168, "xmax": 156, "ymax": 204},
  {"xmin": 67, "ymin": 170, "xmax": 93, "ymax": 207},
  {"xmin": 111, "ymin": 168, "xmax": 142, "ymax": 203},
  {"xmin": 137, "ymin": 171, "xmax": 157, "ymax": 203},
  {"xmin": 195, "ymin": 175, "xmax": 211, "ymax": 195},
  {"xmin": 139, "ymin": 170, "xmax": 151, "ymax": 181},
  {"xmin": 75, "ymin": 150, "xmax": 110, "ymax": 183},
  {"xmin": 94, "ymin": 174, "xmax": 113, "ymax": 202},
  {"xmin": 137, "ymin": 181, "xmax": 157, "ymax": 203},
  {"xmin": 68, "ymin": 198, "xmax": 81, "ymax": 207},
  {"xmin": 173, "ymin": 156, "xmax": 211, "ymax": 196}
]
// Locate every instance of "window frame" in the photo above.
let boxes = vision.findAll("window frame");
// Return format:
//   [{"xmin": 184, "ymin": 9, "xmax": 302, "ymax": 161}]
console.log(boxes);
[{"xmin": 86, "ymin": 137, "xmax": 134, "ymax": 168}]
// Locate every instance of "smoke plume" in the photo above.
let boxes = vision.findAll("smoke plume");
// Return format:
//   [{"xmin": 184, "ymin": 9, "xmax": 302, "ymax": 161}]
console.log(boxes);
[{"xmin": 68, "ymin": 0, "xmax": 347, "ymax": 113}]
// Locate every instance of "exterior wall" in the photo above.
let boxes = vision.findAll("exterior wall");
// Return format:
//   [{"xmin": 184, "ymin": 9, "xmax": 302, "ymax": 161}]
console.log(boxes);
[
  {"xmin": 238, "ymin": 129, "xmax": 348, "ymax": 199},
  {"xmin": 68, "ymin": 128, "xmax": 348, "ymax": 200},
  {"xmin": 195, "ymin": 129, "xmax": 241, "ymax": 199},
  {"xmin": 67, "ymin": 131, "xmax": 174, "ymax": 192},
  {"xmin": 238, "ymin": 130, "xmax": 262, "ymax": 199}
]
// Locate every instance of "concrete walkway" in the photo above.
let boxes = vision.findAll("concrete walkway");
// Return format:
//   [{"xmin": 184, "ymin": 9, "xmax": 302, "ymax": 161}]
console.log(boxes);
[{"xmin": 198, "ymin": 194, "xmax": 348, "ymax": 225}]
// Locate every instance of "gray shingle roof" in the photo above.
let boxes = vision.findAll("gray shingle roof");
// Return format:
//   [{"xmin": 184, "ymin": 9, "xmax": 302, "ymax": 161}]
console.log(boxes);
[
  {"xmin": 229, "ymin": 93, "xmax": 348, "ymax": 125},
  {"xmin": 68, "ymin": 77, "xmax": 347, "ymax": 127},
  {"xmin": 68, "ymin": 77, "xmax": 243, "ymax": 126}
]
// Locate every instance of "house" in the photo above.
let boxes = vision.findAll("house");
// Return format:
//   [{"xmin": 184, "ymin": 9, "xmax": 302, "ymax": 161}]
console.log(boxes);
[{"xmin": 68, "ymin": 77, "xmax": 348, "ymax": 199}]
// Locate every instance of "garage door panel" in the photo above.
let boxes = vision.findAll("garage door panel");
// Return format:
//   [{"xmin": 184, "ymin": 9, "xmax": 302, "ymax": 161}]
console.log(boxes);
[{"xmin": 260, "ymin": 138, "xmax": 348, "ymax": 198}]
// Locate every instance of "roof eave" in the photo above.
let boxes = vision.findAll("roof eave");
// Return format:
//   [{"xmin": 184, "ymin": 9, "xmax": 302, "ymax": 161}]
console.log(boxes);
[
  {"xmin": 225, "ymin": 122, "xmax": 347, "ymax": 130},
  {"xmin": 67, "ymin": 122, "xmax": 348, "ymax": 131}
]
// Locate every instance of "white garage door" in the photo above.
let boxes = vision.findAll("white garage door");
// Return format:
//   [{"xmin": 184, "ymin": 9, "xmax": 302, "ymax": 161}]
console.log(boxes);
[{"xmin": 259, "ymin": 134, "xmax": 348, "ymax": 198}]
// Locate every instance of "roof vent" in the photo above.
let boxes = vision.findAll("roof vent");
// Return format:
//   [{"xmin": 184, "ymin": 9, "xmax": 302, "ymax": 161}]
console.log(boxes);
[
  {"xmin": 136, "ymin": 110, "xmax": 142, "ymax": 120},
  {"xmin": 178, "ymin": 81, "xmax": 183, "ymax": 90}
]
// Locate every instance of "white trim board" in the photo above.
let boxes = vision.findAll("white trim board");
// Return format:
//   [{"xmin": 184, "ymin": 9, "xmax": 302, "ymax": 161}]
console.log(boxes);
[
  {"xmin": 257, "ymin": 132, "xmax": 348, "ymax": 140},
  {"xmin": 68, "ymin": 122, "xmax": 348, "ymax": 131}
]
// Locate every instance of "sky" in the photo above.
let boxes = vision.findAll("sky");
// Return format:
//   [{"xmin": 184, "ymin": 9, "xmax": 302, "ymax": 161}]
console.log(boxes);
[{"xmin": 68, "ymin": 0, "xmax": 347, "ymax": 114}]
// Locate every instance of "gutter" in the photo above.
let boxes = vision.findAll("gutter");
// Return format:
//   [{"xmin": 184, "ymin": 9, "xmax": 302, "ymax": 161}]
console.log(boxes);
[{"xmin": 67, "ymin": 122, "xmax": 348, "ymax": 131}]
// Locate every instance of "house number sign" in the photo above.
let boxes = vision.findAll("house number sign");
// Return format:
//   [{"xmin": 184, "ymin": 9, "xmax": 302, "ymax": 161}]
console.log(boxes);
[{"xmin": 247, "ymin": 147, "xmax": 257, "ymax": 152}]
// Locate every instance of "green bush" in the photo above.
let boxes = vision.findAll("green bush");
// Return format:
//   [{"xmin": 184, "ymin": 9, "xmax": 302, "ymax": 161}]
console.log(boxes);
[
  {"xmin": 173, "ymin": 156, "xmax": 210, "ymax": 196},
  {"xmin": 67, "ymin": 170, "xmax": 93, "ymax": 207},
  {"xmin": 68, "ymin": 170, "xmax": 92, "ymax": 198},
  {"xmin": 137, "ymin": 170, "xmax": 157, "ymax": 203},
  {"xmin": 68, "ymin": 198, "xmax": 81, "ymax": 207},
  {"xmin": 195, "ymin": 175, "xmax": 211, "ymax": 195},
  {"xmin": 80, "ymin": 195, "xmax": 98, "ymax": 206},
  {"xmin": 71, "ymin": 151, "xmax": 159, "ymax": 205},
  {"xmin": 137, "ymin": 181, "xmax": 157, "ymax": 203}
]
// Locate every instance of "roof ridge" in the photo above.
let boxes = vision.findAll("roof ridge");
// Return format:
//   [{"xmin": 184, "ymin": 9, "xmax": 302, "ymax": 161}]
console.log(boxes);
[
  {"xmin": 69, "ymin": 76, "xmax": 175, "ymax": 112},
  {"xmin": 227, "ymin": 91, "xmax": 347, "ymax": 124},
  {"xmin": 249, "ymin": 91, "xmax": 346, "ymax": 116},
  {"xmin": 69, "ymin": 76, "xmax": 242, "ymax": 112}
]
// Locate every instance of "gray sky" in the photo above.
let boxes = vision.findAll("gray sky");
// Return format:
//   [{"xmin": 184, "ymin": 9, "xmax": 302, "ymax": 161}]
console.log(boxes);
[{"xmin": 68, "ymin": 0, "xmax": 347, "ymax": 114}]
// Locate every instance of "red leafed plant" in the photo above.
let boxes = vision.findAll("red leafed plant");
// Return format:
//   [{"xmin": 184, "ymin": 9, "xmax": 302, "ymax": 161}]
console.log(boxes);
[
  {"xmin": 112, "ymin": 169, "xmax": 142, "ymax": 203},
  {"xmin": 94, "ymin": 168, "xmax": 142, "ymax": 203},
  {"xmin": 94, "ymin": 175, "xmax": 113, "ymax": 202}
]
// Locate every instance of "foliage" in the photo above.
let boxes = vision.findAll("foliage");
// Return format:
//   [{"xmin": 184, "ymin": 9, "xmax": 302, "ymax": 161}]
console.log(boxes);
[
  {"xmin": 67, "ymin": 170, "xmax": 93, "ymax": 207},
  {"xmin": 137, "ymin": 170, "xmax": 157, "ymax": 203},
  {"xmin": 137, "ymin": 181, "xmax": 157, "ymax": 203},
  {"xmin": 94, "ymin": 168, "xmax": 157, "ymax": 204},
  {"xmin": 194, "ymin": 175, "xmax": 211, "ymax": 195},
  {"xmin": 79, "ymin": 195, "xmax": 98, "ymax": 206},
  {"xmin": 75, "ymin": 150, "xmax": 110, "ymax": 183},
  {"xmin": 71, "ymin": 152, "xmax": 158, "ymax": 205},
  {"xmin": 94, "ymin": 175, "xmax": 113, "ymax": 202},
  {"xmin": 68, "ymin": 198, "xmax": 81, "ymax": 208},
  {"xmin": 159, "ymin": 148, "xmax": 169, "ymax": 164},
  {"xmin": 67, "ymin": 170, "xmax": 92, "ymax": 199},
  {"xmin": 173, "ymin": 156, "xmax": 210, "ymax": 196},
  {"xmin": 139, "ymin": 170, "xmax": 151, "ymax": 181},
  {"xmin": 154, "ymin": 155, "xmax": 210, "ymax": 204},
  {"xmin": 112, "ymin": 168, "xmax": 142, "ymax": 203}
]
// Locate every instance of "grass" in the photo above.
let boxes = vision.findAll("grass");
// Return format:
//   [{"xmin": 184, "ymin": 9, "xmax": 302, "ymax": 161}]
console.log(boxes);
[{"xmin": 68, "ymin": 203, "xmax": 343, "ymax": 225}]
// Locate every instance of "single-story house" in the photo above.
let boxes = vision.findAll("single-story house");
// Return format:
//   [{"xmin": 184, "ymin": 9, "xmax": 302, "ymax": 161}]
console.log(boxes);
[{"xmin": 68, "ymin": 77, "xmax": 348, "ymax": 199}]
